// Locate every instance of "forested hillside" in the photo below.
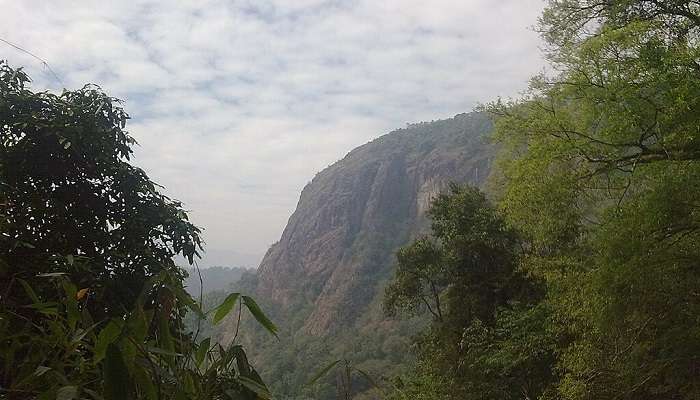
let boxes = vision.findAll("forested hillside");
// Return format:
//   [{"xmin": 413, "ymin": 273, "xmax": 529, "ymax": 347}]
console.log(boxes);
[{"xmin": 217, "ymin": 113, "xmax": 495, "ymax": 398}]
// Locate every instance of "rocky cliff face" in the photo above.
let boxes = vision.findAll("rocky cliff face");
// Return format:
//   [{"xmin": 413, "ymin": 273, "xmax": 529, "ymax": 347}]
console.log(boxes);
[{"xmin": 251, "ymin": 112, "xmax": 494, "ymax": 336}]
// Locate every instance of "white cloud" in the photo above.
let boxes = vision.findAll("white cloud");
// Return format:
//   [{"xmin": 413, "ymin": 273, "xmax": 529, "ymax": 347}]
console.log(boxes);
[{"xmin": 0, "ymin": 0, "xmax": 546, "ymax": 267}]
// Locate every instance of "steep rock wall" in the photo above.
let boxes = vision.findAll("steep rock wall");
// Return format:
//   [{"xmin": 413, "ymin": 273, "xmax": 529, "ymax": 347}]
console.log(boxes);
[{"xmin": 251, "ymin": 112, "xmax": 494, "ymax": 336}]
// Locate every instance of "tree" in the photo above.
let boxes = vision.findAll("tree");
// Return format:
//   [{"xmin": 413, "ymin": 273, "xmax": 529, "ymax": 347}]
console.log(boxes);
[
  {"xmin": 487, "ymin": 1, "xmax": 700, "ymax": 398},
  {"xmin": 384, "ymin": 185, "xmax": 553, "ymax": 400},
  {"xmin": 0, "ymin": 62, "xmax": 274, "ymax": 399},
  {"xmin": 385, "ymin": 185, "xmax": 527, "ymax": 324}
]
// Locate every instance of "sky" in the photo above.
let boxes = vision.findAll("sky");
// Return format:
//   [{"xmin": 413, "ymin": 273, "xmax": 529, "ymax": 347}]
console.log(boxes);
[{"xmin": 1, "ymin": 0, "xmax": 547, "ymax": 268}]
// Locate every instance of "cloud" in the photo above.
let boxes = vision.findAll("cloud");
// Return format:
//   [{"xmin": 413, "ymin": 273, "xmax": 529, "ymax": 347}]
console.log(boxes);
[{"xmin": 0, "ymin": 0, "xmax": 546, "ymax": 267}]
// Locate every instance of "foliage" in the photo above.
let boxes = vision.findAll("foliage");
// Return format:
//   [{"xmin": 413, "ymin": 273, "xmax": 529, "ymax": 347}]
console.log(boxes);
[
  {"xmin": 384, "ymin": 185, "xmax": 554, "ymax": 400},
  {"xmin": 483, "ymin": 0, "xmax": 700, "ymax": 398},
  {"xmin": 220, "ymin": 273, "xmax": 423, "ymax": 400},
  {"xmin": 0, "ymin": 62, "xmax": 273, "ymax": 399},
  {"xmin": 385, "ymin": 185, "xmax": 528, "ymax": 324},
  {"xmin": 306, "ymin": 359, "xmax": 383, "ymax": 400}
]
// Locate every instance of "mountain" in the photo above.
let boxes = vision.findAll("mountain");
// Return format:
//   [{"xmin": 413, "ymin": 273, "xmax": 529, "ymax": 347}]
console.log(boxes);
[
  {"xmin": 220, "ymin": 112, "xmax": 495, "ymax": 398},
  {"xmin": 183, "ymin": 266, "xmax": 249, "ymax": 296}
]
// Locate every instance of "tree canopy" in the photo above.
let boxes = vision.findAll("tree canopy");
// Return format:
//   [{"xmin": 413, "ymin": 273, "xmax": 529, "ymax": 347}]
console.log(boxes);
[
  {"xmin": 385, "ymin": 185, "xmax": 552, "ymax": 400},
  {"xmin": 489, "ymin": 0, "xmax": 700, "ymax": 398},
  {"xmin": 0, "ymin": 63, "xmax": 274, "ymax": 399},
  {"xmin": 388, "ymin": 1, "xmax": 700, "ymax": 399}
]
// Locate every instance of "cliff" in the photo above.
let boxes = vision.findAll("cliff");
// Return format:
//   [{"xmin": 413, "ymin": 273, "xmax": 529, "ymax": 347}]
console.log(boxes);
[
  {"xmin": 222, "ymin": 112, "xmax": 494, "ymax": 397},
  {"xmin": 251, "ymin": 113, "xmax": 493, "ymax": 335}
]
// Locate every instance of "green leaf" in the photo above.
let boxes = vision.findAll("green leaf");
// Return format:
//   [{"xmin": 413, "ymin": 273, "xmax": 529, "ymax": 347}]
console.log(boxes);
[
  {"xmin": 126, "ymin": 306, "xmax": 148, "ymax": 342},
  {"xmin": 231, "ymin": 345, "xmax": 251, "ymax": 375},
  {"xmin": 242, "ymin": 295, "xmax": 278, "ymax": 338},
  {"xmin": 172, "ymin": 285, "xmax": 205, "ymax": 319},
  {"xmin": 236, "ymin": 376, "xmax": 272, "ymax": 400},
  {"xmin": 146, "ymin": 346, "xmax": 183, "ymax": 357},
  {"xmin": 212, "ymin": 292, "xmax": 240, "ymax": 325},
  {"xmin": 132, "ymin": 364, "xmax": 157, "ymax": 400},
  {"xmin": 34, "ymin": 365, "xmax": 51, "ymax": 377},
  {"xmin": 195, "ymin": 337, "xmax": 210, "ymax": 367},
  {"xmin": 17, "ymin": 278, "xmax": 40, "ymax": 303},
  {"xmin": 157, "ymin": 311, "xmax": 175, "ymax": 354},
  {"xmin": 71, "ymin": 321, "xmax": 100, "ymax": 344},
  {"xmin": 104, "ymin": 344, "xmax": 132, "ymax": 400},
  {"xmin": 119, "ymin": 338, "xmax": 137, "ymax": 370},
  {"xmin": 56, "ymin": 386, "xmax": 78, "ymax": 400},
  {"xmin": 29, "ymin": 302, "xmax": 59, "ymax": 316},
  {"xmin": 62, "ymin": 281, "xmax": 80, "ymax": 330},
  {"xmin": 37, "ymin": 272, "xmax": 68, "ymax": 278},
  {"xmin": 94, "ymin": 320, "xmax": 122, "ymax": 363},
  {"xmin": 307, "ymin": 359, "xmax": 341, "ymax": 385}
]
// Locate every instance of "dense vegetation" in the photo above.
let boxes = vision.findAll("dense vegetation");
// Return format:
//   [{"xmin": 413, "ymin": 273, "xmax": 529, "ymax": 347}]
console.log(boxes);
[
  {"xmin": 0, "ymin": 63, "xmax": 275, "ymax": 399},
  {"xmin": 384, "ymin": 0, "xmax": 700, "ymax": 399},
  {"xmin": 384, "ymin": 185, "xmax": 551, "ymax": 399},
  {"xmin": 2, "ymin": 0, "xmax": 699, "ymax": 399},
  {"xmin": 215, "ymin": 249, "xmax": 425, "ymax": 400}
]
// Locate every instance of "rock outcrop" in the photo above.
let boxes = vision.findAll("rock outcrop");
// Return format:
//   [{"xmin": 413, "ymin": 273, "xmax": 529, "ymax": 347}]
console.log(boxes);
[{"xmin": 252, "ymin": 112, "xmax": 494, "ymax": 336}]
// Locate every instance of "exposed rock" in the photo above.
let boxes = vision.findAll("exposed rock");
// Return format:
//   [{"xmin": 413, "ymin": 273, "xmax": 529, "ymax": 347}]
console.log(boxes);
[{"xmin": 250, "ymin": 112, "xmax": 494, "ymax": 336}]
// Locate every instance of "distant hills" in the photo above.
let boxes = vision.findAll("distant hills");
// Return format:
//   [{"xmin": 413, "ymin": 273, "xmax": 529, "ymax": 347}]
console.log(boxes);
[{"xmin": 183, "ymin": 266, "xmax": 250, "ymax": 296}]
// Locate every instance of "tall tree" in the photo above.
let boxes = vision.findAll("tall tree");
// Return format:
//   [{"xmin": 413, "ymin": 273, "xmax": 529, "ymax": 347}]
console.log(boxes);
[
  {"xmin": 488, "ymin": 1, "xmax": 700, "ymax": 398},
  {"xmin": 385, "ymin": 185, "xmax": 553, "ymax": 400}
]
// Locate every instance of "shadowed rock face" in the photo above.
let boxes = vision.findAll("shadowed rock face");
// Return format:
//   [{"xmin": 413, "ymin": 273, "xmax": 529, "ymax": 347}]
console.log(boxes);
[{"xmin": 251, "ymin": 112, "xmax": 494, "ymax": 336}]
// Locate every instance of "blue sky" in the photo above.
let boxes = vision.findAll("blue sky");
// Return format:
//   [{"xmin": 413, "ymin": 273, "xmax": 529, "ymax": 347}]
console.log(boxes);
[{"xmin": 1, "ymin": 0, "xmax": 546, "ymax": 268}]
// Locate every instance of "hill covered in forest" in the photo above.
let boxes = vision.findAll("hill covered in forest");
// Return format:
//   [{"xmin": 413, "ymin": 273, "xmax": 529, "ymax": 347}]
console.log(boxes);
[{"xmin": 218, "ymin": 112, "xmax": 495, "ymax": 398}]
